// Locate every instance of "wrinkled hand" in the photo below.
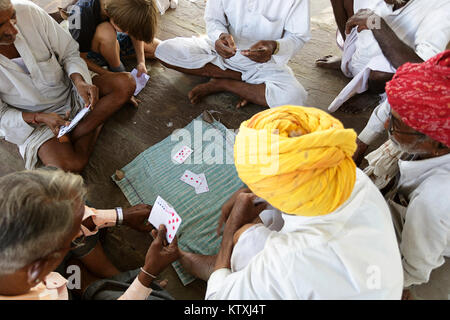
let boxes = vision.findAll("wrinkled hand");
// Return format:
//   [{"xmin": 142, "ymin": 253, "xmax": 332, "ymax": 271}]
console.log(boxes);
[
  {"xmin": 123, "ymin": 204, "xmax": 153, "ymax": 232},
  {"xmin": 346, "ymin": 9, "xmax": 378, "ymax": 34},
  {"xmin": 402, "ymin": 289, "xmax": 413, "ymax": 300},
  {"xmin": 224, "ymin": 192, "xmax": 267, "ymax": 234},
  {"xmin": 241, "ymin": 40, "xmax": 277, "ymax": 63},
  {"xmin": 215, "ymin": 33, "xmax": 237, "ymax": 59},
  {"xmin": 217, "ymin": 188, "xmax": 252, "ymax": 235},
  {"xmin": 142, "ymin": 225, "xmax": 180, "ymax": 276},
  {"xmin": 37, "ymin": 112, "xmax": 70, "ymax": 136},
  {"xmin": 353, "ymin": 138, "xmax": 369, "ymax": 167},
  {"xmin": 75, "ymin": 80, "xmax": 99, "ymax": 108},
  {"xmin": 136, "ymin": 62, "xmax": 148, "ymax": 78}
]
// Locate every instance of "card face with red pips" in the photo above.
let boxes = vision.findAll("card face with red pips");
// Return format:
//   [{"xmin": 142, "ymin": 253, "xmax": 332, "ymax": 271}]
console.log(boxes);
[
  {"xmin": 148, "ymin": 196, "xmax": 182, "ymax": 243},
  {"xmin": 172, "ymin": 146, "xmax": 193, "ymax": 164},
  {"xmin": 180, "ymin": 170, "xmax": 209, "ymax": 194}
]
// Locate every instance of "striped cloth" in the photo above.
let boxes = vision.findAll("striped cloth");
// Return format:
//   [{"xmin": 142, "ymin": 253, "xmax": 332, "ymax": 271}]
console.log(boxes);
[{"xmin": 112, "ymin": 116, "xmax": 244, "ymax": 285}]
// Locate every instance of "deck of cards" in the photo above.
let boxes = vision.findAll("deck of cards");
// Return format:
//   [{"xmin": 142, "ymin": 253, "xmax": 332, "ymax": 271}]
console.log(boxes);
[
  {"xmin": 57, "ymin": 105, "xmax": 90, "ymax": 139},
  {"xmin": 148, "ymin": 196, "xmax": 182, "ymax": 243},
  {"xmin": 172, "ymin": 145, "xmax": 193, "ymax": 164},
  {"xmin": 180, "ymin": 170, "xmax": 209, "ymax": 194}
]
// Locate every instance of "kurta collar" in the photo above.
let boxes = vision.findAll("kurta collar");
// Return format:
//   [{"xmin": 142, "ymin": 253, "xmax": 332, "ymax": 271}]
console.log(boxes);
[
  {"xmin": 398, "ymin": 152, "xmax": 450, "ymax": 187},
  {"xmin": 0, "ymin": 29, "xmax": 38, "ymax": 76}
]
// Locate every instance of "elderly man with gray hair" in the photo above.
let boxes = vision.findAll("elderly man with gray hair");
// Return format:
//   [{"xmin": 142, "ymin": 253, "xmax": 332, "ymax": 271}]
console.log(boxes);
[
  {"xmin": 0, "ymin": 0, "xmax": 135, "ymax": 173},
  {"xmin": 0, "ymin": 169, "xmax": 179, "ymax": 300}
]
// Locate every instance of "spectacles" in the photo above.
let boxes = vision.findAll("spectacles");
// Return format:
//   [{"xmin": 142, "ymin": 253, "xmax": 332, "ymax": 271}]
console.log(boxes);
[{"xmin": 388, "ymin": 112, "xmax": 427, "ymax": 138}]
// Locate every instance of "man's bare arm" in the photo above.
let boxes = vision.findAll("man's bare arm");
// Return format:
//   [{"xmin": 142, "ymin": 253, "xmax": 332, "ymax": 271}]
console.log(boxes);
[
  {"xmin": 372, "ymin": 18, "xmax": 423, "ymax": 69},
  {"xmin": 80, "ymin": 52, "xmax": 109, "ymax": 76}
]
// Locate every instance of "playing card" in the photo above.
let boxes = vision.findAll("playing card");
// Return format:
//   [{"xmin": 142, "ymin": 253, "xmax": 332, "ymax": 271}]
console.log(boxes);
[
  {"xmin": 148, "ymin": 196, "xmax": 182, "ymax": 243},
  {"xmin": 180, "ymin": 170, "xmax": 203, "ymax": 189},
  {"xmin": 57, "ymin": 106, "xmax": 90, "ymax": 138},
  {"xmin": 195, "ymin": 173, "xmax": 209, "ymax": 194},
  {"xmin": 172, "ymin": 146, "xmax": 193, "ymax": 164},
  {"xmin": 131, "ymin": 68, "xmax": 150, "ymax": 96}
]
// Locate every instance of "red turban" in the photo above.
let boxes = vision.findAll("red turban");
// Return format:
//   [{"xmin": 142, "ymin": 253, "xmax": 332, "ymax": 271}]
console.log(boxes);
[{"xmin": 386, "ymin": 50, "xmax": 450, "ymax": 147}]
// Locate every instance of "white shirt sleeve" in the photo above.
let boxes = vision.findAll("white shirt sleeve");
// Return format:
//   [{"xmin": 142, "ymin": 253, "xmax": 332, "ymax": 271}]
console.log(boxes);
[
  {"xmin": 205, "ymin": 0, "xmax": 229, "ymax": 43},
  {"xmin": 206, "ymin": 234, "xmax": 294, "ymax": 300},
  {"xmin": 117, "ymin": 276, "xmax": 153, "ymax": 300},
  {"xmin": 401, "ymin": 176, "xmax": 450, "ymax": 288},
  {"xmin": 358, "ymin": 99, "xmax": 390, "ymax": 145},
  {"xmin": 0, "ymin": 98, "xmax": 34, "ymax": 145},
  {"xmin": 414, "ymin": 6, "xmax": 450, "ymax": 62},
  {"xmin": 34, "ymin": 3, "xmax": 92, "ymax": 85},
  {"xmin": 274, "ymin": 0, "xmax": 311, "ymax": 65}
]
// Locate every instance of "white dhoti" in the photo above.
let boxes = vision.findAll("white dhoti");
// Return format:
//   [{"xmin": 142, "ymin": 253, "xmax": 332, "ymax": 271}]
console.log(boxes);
[
  {"xmin": 328, "ymin": 28, "xmax": 395, "ymax": 112},
  {"xmin": 328, "ymin": 0, "xmax": 450, "ymax": 112},
  {"xmin": 156, "ymin": 36, "xmax": 307, "ymax": 108}
]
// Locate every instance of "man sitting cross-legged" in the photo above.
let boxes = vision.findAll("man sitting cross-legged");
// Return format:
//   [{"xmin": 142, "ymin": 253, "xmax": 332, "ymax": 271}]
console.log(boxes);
[
  {"xmin": 156, "ymin": 0, "xmax": 311, "ymax": 109},
  {"xmin": 316, "ymin": 0, "xmax": 450, "ymax": 113},
  {"xmin": 0, "ymin": 0, "xmax": 135, "ymax": 173}
]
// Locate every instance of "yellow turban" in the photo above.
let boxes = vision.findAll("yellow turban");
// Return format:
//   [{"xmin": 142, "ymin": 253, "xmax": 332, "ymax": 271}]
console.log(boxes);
[{"xmin": 234, "ymin": 106, "xmax": 357, "ymax": 217}]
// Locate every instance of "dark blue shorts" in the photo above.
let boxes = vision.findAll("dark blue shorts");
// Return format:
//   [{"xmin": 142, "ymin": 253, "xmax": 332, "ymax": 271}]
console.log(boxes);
[{"xmin": 87, "ymin": 32, "xmax": 135, "ymax": 67}]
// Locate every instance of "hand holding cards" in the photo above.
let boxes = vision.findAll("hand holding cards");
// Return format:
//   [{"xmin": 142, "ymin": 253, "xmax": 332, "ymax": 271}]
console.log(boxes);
[
  {"xmin": 148, "ymin": 196, "xmax": 182, "ymax": 243},
  {"xmin": 131, "ymin": 68, "xmax": 150, "ymax": 96},
  {"xmin": 57, "ymin": 106, "xmax": 91, "ymax": 139}
]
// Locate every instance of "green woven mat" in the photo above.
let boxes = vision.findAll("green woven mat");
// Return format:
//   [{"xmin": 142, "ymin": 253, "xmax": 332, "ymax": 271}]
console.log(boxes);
[{"xmin": 112, "ymin": 115, "xmax": 244, "ymax": 285}]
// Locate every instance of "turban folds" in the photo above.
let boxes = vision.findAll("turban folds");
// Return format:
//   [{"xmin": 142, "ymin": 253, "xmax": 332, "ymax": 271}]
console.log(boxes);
[
  {"xmin": 234, "ymin": 106, "xmax": 357, "ymax": 217},
  {"xmin": 386, "ymin": 50, "xmax": 450, "ymax": 147}
]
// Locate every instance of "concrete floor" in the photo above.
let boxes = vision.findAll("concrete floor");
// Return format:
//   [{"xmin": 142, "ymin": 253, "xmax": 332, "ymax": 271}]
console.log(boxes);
[{"xmin": 1, "ymin": 0, "xmax": 447, "ymax": 300}]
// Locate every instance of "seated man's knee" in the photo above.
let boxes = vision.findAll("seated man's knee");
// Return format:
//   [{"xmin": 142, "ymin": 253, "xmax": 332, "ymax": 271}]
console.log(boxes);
[
  {"xmin": 155, "ymin": 39, "xmax": 177, "ymax": 58},
  {"xmin": 269, "ymin": 80, "xmax": 307, "ymax": 107},
  {"xmin": 368, "ymin": 71, "xmax": 393, "ymax": 94},
  {"xmin": 44, "ymin": 157, "xmax": 87, "ymax": 174},
  {"xmin": 114, "ymin": 72, "xmax": 136, "ymax": 101},
  {"xmin": 233, "ymin": 223, "xmax": 256, "ymax": 246}
]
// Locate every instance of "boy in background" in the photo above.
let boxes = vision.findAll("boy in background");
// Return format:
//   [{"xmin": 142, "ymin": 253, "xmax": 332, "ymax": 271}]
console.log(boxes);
[{"xmin": 68, "ymin": 0, "xmax": 160, "ymax": 79}]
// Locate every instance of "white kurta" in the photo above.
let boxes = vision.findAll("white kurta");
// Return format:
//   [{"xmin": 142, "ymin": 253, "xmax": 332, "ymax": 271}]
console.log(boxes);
[
  {"xmin": 358, "ymin": 102, "xmax": 450, "ymax": 287},
  {"xmin": 397, "ymin": 154, "xmax": 450, "ymax": 288},
  {"xmin": 358, "ymin": 99, "xmax": 390, "ymax": 145},
  {"xmin": 0, "ymin": 0, "xmax": 91, "ymax": 169},
  {"xmin": 206, "ymin": 169, "xmax": 404, "ymax": 300},
  {"xmin": 155, "ymin": 0, "xmax": 311, "ymax": 108},
  {"xmin": 329, "ymin": 0, "xmax": 450, "ymax": 112}
]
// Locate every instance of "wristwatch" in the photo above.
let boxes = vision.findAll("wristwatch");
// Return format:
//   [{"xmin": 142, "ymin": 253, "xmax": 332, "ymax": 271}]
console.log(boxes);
[{"xmin": 115, "ymin": 207, "xmax": 123, "ymax": 226}]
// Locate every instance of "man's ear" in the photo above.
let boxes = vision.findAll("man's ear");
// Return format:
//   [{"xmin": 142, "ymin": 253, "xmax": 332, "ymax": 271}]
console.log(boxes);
[
  {"xmin": 58, "ymin": 7, "xmax": 69, "ymax": 20},
  {"xmin": 25, "ymin": 258, "xmax": 51, "ymax": 286}
]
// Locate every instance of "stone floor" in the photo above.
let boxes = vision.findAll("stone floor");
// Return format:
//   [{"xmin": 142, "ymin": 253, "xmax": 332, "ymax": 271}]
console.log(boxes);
[{"xmin": 1, "ymin": 0, "xmax": 447, "ymax": 300}]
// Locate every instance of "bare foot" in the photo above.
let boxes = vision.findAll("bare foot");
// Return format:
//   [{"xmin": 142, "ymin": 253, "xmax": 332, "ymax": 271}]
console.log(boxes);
[
  {"xmin": 402, "ymin": 289, "xmax": 414, "ymax": 300},
  {"xmin": 188, "ymin": 79, "xmax": 224, "ymax": 104},
  {"xmin": 158, "ymin": 279, "xmax": 169, "ymax": 288},
  {"xmin": 177, "ymin": 248, "xmax": 216, "ymax": 281},
  {"xmin": 144, "ymin": 38, "xmax": 161, "ymax": 60},
  {"xmin": 236, "ymin": 99, "xmax": 248, "ymax": 109},
  {"xmin": 315, "ymin": 55, "xmax": 342, "ymax": 70},
  {"xmin": 339, "ymin": 92, "xmax": 381, "ymax": 114},
  {"xmin": 128, "ymin": 96, "xmax": 141, "ymax": 108}
]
